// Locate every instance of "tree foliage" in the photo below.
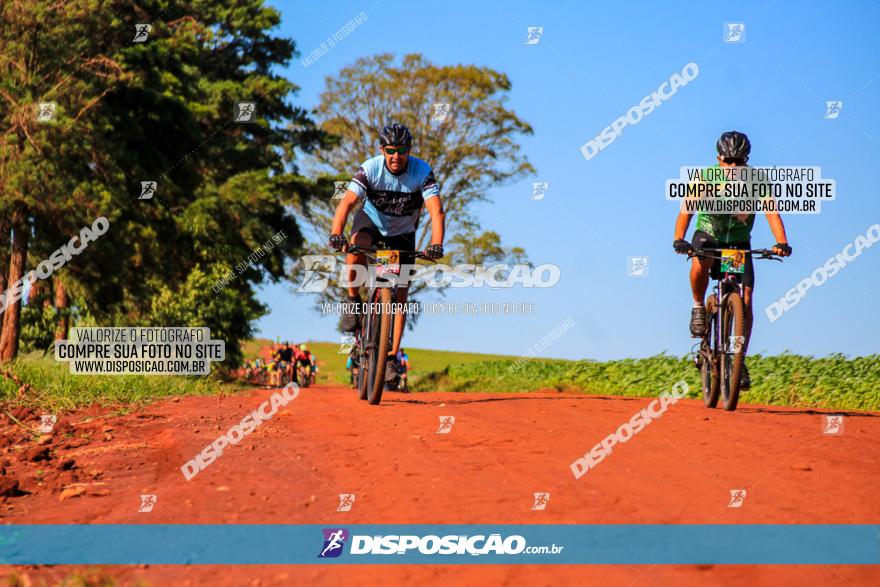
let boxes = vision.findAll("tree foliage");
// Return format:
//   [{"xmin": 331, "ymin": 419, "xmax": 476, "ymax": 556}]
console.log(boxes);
[
  {"xmin": 1, "ymin": 0, "xmax": 326, "ymax": 364},
  {"xmin": 294, "ymin": 53, "xmax": 533, "ymax": 303}
]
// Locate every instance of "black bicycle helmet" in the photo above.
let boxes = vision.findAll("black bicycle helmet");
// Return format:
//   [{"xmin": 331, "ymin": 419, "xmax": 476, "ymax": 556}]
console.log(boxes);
[
  {"xmin": 716, "ymin": 131, "xmax": 751, "ymax": 159},
  {"xmin": 379, "ymin": 123, "xmax": 413, "ymax": 147}
]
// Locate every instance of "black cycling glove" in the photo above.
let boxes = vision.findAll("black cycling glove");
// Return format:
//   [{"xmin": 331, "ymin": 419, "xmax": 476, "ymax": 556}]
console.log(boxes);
[
  {"xmin": 673, "ymin": 239, "xmax": 693, "ymax": 254},
  {"xmin": 773, "ymin": 242, "xmax": 792, "ymax": 256},
  {"xmin": 329, "ymin": 234, "xmax": 347, "ymax": 251},
  {"xmin": 424, "ymin": 244, "xmax": 444, "ymax": 260}
]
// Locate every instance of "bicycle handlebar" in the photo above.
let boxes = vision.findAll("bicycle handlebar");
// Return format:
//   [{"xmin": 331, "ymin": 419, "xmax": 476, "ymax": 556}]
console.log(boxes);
[
  {"xmin": 343, "ymin": 244, "xmax": 435, "ymax": 262},
  {"xmin": 686, "ymin": 247, "xmax": 783, "ymax": 262}
]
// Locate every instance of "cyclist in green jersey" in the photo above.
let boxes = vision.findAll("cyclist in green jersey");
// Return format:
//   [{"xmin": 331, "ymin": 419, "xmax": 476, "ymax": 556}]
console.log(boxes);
[{"xmin": 672, "ymin": 131, "xmax": 792, "ymax": 388}]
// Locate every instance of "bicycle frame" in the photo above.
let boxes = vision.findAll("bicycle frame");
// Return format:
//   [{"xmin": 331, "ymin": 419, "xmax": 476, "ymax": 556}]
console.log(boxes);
[
  {"xmin": 343, "ymin": 244, "xmax": 432, "ymax": 403},
  {"xmin": 693, "ymin": 247, "xmax": 780, "ymax": 356},
  {"xmin": 687, "ymin": 246, "xmax": 782, "ymax": 409}
]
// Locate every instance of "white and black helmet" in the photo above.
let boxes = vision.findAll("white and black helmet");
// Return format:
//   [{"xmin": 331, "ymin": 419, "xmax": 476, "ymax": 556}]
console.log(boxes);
[
  {"xmin": 716, "ymin": 130, "xmax": 751, "ymax": 160},
  {"xmin": 379, "ymin": 123, "xmax": 413, "ymax": 147}
]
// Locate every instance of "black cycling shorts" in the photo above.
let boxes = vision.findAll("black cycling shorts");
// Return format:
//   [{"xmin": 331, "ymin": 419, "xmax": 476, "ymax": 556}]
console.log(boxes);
[
  {"xmin": 692, "ymin": 230, "xmax": 754, "ymax": 289},
  {"xmin": 351, "ymin": 208, "xmax": 417, "ymax": 266}
]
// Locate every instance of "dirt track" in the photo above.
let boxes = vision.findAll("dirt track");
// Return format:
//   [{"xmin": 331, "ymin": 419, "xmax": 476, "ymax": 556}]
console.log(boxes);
[{"xmin": 2, "ymin": 383, "xmax": 879, "ymax": 586}]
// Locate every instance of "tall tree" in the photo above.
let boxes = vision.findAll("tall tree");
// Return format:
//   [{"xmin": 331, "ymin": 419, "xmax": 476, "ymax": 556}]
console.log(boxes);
[
  {"xmin": 294, "ymin": 53, "xmax": 533, "ymax": 304},
  {"xmin": 0, "ymin": 1, "xmax": 126, "ymax": 359},
  {"xmin": 1, "ymin": 0, "xmax": 326, "ymax": 364}
]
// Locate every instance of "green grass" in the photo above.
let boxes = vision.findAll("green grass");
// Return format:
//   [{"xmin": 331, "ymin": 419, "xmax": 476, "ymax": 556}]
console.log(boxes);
[
  {"xmin": 5, "ymin": 341, "xmax": 878, "ymax": 412},
  {"xmin": 244, "ymin": 341, "xmax": 880, "ymax": 410},
  {"xmin": 429, "ymin": 353, "xmax": 880, "ymax": 411},
  {"xmin": 0, "ymin": 351, "xmax": 240, "ymax": 412}
]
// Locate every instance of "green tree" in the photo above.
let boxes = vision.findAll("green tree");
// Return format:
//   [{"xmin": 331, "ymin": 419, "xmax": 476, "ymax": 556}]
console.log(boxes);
[
  {"xmin": 294, "ymin": 53, "xmax": 533, "ymax": 303},
  {"xmin": 1, "ymin": 0, "xmax": 326, "ymax": 363}
]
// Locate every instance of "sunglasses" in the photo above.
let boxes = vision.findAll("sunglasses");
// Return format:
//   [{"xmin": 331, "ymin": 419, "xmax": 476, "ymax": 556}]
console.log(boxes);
[
  {"xmin": 721, "ymin": 156, "xmax": 747, "ymax": 165},
  {"xmin": 384, "ymin": 146, "xmax": 411, "ymax": 155}
]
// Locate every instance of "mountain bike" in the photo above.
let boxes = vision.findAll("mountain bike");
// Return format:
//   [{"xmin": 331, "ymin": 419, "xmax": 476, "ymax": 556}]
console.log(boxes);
[
  {"xmin": 688, "ymin": 247, "xmax": 782, "ymax": 411},
  {"xmin": 277, "ymin": 361, "xmax": 294, "ymax": 387},
  {"xmin": 346, "ymin": 244, "xmax": 431, "ymax": 405},
  {"xmin": 295, "ymin": 362, "xmax": 312, "ymax": 388}
]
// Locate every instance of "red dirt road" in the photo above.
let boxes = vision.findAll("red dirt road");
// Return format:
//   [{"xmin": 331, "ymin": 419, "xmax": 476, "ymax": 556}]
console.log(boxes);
[{"xmin": 2, "ymin": 384, "xmax": 879, "ymax": 586}]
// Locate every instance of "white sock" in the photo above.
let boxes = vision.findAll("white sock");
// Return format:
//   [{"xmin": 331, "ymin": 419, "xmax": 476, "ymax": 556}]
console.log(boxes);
[{"xmin": 693, "ymin": 301, "xmax": 704, "ymax": 308}]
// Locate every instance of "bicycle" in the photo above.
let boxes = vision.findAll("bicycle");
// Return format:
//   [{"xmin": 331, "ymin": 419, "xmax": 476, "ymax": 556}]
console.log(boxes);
[
  {"xmin": 295, "ymin": 362, "xmax": 312, "ymax": 388},
  {"xmin": 687, "ymin": 247, "xmax": 782, "ymax": 411},
  {"xmin": 345, "ymin": 244, "xmax": 432, "ymax": 405},
  {"xmin": 275, "ymin": 361, "xmax": 293, "ymax": 387}
]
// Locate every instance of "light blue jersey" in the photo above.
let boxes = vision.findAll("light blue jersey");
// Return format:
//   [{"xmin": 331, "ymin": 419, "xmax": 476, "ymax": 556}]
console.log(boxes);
[{"xmin": 348, "ymin": 155, "xmax": 440, "ymax": 236}]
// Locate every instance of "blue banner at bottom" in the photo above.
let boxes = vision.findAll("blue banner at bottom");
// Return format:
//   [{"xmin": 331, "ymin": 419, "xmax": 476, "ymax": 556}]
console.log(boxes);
[{"xmin": 1, "ymin": 525, "xmax": 877, "ymax": 565}]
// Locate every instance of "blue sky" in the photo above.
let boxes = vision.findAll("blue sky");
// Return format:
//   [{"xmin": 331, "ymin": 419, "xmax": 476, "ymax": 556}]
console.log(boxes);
[{"xmin": 255, "ymin": 0, "xmax": 880, "ymax": 360}]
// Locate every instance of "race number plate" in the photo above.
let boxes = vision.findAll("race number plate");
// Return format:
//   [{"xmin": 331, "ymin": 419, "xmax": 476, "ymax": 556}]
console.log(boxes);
[
  {"xmin": 375, "ymin": 249, "xmax": 401, "ymax": 276},
  {"xmin": 720, "ymin": 249, "xmax": 746, "ymax": 274}
]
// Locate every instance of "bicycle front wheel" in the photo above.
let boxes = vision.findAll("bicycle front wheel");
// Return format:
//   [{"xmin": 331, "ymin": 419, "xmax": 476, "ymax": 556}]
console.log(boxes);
[
  {"xmin": 701, "ymin": 296, "xmax": 721, "ymax": 408},
  {"xmin": 720, "ymin": 291, "xmax": 745, "ymax": 411},
  {"xmin": 366, "ymin": 288, "xmax": 393, "ymax": 405}
]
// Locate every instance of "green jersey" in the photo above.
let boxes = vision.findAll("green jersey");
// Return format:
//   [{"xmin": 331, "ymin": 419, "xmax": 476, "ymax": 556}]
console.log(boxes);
[{"xmin": 693, "ymin": 164, "xmax": 756, "ymax": 243}]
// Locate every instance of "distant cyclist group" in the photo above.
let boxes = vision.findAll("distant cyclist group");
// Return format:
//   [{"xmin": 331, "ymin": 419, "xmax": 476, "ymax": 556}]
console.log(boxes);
[{"xmin": 242, "ymin": 342, "xmax": 317, "ymax": 388}]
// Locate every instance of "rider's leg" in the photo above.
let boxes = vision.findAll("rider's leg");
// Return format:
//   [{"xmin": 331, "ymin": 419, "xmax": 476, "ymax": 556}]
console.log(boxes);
[
  {"xmin": 689, "ymin": 257, "xmax": 712, "ymax": 335},
  {"xmin": 346, "ymin": 231, "xmax": 372, "ymax": 299},
  {"xmin": 690, "ymin": 256, "xmax": 712, "ymax": 304},
  {"xmin": 390, "ymin": 285, "xmax": 408, "ymax": 355},
  {"xmin": 341, "ymin": 231, "xmax": 372, "ymax": 331},
  {"xmin": 739, "ymin": 285, "xmax": 754, "ymax": 388},
  {"xmin": 742, "ymin": 286, "xmax": 754, "ymax": 353}
]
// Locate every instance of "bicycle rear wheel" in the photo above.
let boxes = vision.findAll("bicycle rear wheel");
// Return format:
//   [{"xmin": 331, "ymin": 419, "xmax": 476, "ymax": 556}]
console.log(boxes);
[
  {"xmin": 357, "ymin": 330, "xmax": 368, "ymax": 400},
  {"xmin": 720, "ymin": 291, "xmax": 745, "ymax": 411},
  {"xmin": 701, "ymin": 296, "xmax": 721, "ymax": 408},
  {"xmin": 366, "ymin": 288, "xmax": 393, "ymax": 405}
]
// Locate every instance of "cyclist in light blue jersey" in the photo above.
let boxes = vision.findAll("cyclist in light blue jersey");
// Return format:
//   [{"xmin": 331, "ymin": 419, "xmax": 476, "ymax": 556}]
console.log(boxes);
[{"xmin": 329, "ymin": 123, "xmax": 446, "ymax": 357}]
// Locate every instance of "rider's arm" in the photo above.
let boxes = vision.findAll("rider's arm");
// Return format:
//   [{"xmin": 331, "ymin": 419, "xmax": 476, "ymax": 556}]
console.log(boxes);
[
  {"xmin": 330, "ymin": 191, "xmax": 360, "ymax": 235},
  {"xmin": 764, "ymin": 210, "xmax": 789, "ymax": 245},
  {"xmin": 424, "ymin": 196, "xmax": 445, "ymax": 245},
  {"xmin": 673, "ymin": 210, "xmax": 693, "ymax": 241}
]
